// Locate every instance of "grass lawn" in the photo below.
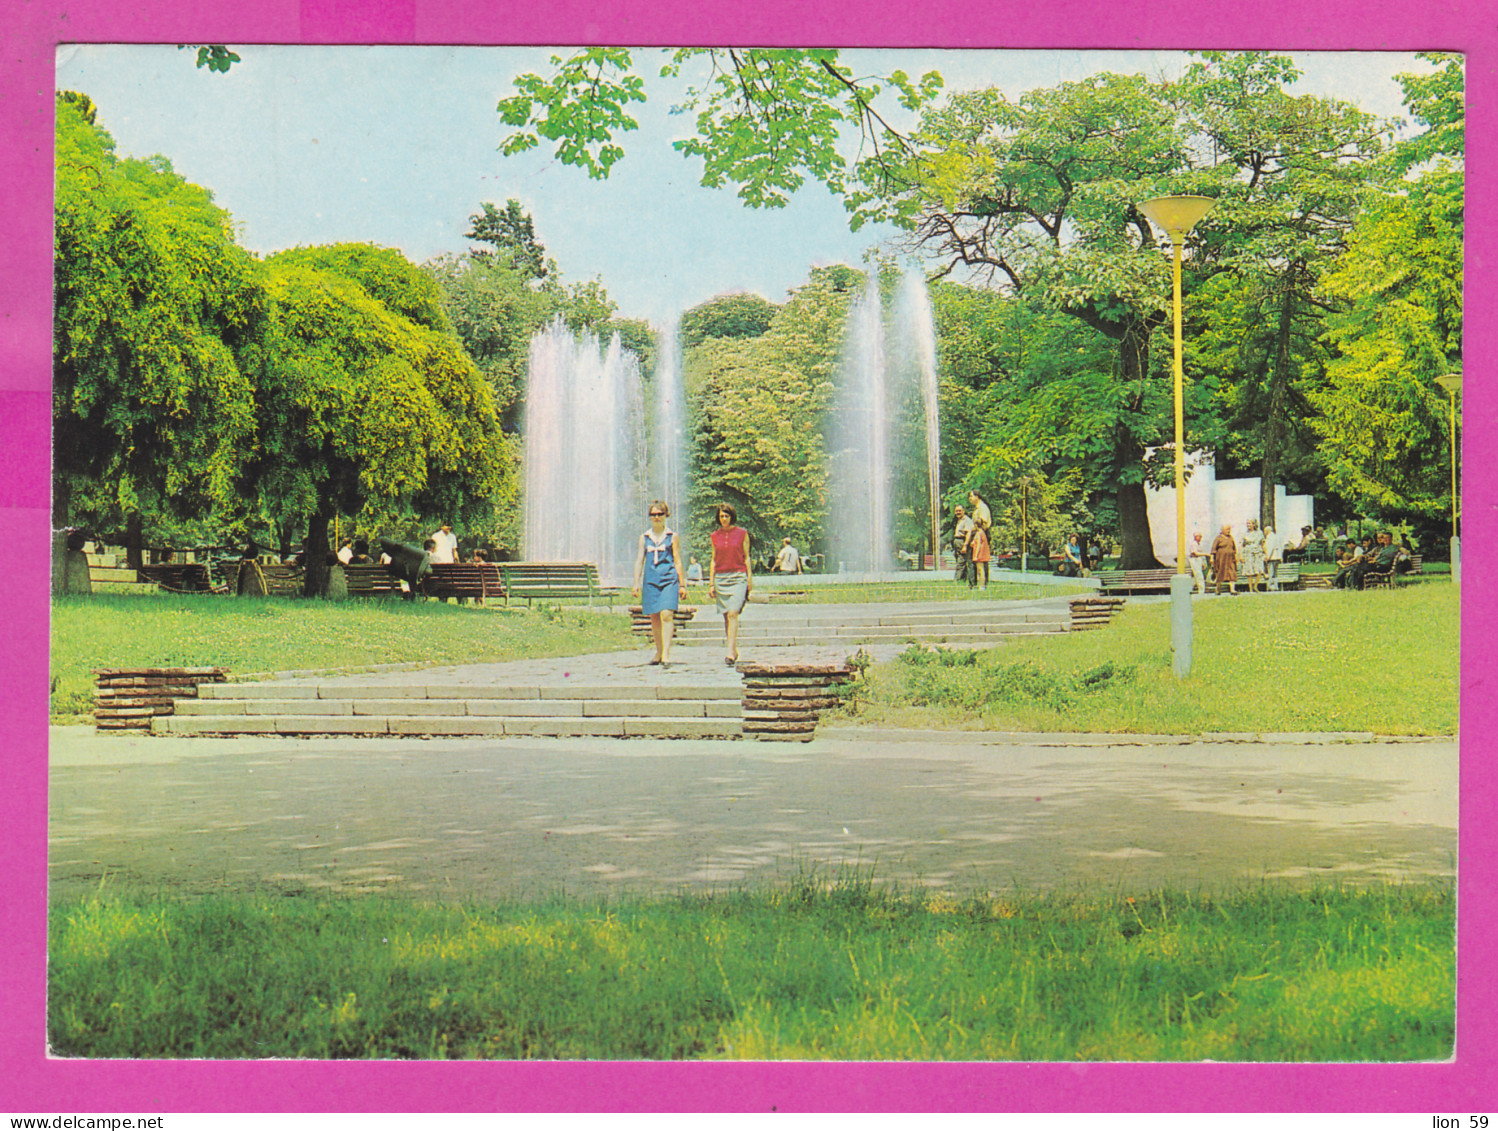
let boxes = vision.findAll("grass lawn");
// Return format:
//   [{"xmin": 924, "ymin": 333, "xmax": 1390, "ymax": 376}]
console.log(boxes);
[
  {"xmin": 50, "ymin": 593, "xmax": 637, "ymax": 721},
  {"xmin": 48, "ymin": 879, "xmax": 1453, "ymax": 1061},
  {"xmin": 841, "ymin": 581, "xmax": 1459, "ymax": 735}
]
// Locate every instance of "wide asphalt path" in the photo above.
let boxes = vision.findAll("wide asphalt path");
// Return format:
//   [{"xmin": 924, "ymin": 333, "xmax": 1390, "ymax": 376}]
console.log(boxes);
[{"xmin": 50, "ymin": 720, "xmax": 1455, "ymax": 901}]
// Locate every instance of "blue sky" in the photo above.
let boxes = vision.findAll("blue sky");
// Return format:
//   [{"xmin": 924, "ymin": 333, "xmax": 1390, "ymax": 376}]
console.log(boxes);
[{"xmin": 56, "ymin": 45, "xmax": 1431, "ymax": 327}]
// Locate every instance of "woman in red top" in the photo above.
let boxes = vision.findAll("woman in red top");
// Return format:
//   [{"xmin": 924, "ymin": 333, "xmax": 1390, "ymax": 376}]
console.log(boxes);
[{"xmin": 708, "ymin": 503, "xmax": 752, "ymax": 665}]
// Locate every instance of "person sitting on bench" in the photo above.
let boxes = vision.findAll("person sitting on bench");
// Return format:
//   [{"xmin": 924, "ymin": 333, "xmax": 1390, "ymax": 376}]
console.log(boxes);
[{"xmin": 1349, "ymin": 532, "xmax": 1399, "ymax": 589}]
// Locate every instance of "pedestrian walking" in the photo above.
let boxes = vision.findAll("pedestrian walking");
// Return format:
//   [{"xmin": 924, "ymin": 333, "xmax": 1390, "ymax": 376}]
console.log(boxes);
[{"xmin": 632, "ymin": 500, "xmax": 687, "ymax": 666}]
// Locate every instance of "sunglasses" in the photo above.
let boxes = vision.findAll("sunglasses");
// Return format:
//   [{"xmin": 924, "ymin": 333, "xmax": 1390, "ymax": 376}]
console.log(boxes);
[{"xmin": 649, "ymin": 511, "xmax": 665, "ymax": 517}]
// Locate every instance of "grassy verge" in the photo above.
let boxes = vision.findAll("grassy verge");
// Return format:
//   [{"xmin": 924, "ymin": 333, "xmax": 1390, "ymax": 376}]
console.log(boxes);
[
  {"xmin": 48, "ymin": 878, "xmax": 1453, "ymax": 1061},
  {"xmin": 839, "ymin": 581, "xmax": 1459, "ymax": 735},
  {"xmin": 50, "ymin": 594, "xmax": 637, "ymax": 722}
]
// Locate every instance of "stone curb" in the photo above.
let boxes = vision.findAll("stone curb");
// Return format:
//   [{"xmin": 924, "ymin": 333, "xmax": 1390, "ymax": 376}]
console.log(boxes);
[{"xmin": 814, "ymin": 726, "xmax": 1454, "ymax": 746}]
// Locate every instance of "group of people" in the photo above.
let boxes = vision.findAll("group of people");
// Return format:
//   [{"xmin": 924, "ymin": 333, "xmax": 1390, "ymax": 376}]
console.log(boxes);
[
  {"xmin": 1329, "ymin": 531, "xmax": 1414, "ymax": 589},
  {"xmin": 951, "ymin": 490, "xmax": 1086, "ymax": 585},
  {"xmin": 1187, "ymin": 519, "xmax": 1284, "ymax": 596},
  {"xmin": 631, "ymin": 502, "xmax": 753, "ymax": 668},
  {"xmin": 1187, "ymin": 520, "xmax": 1413, "ymax": 594},
  {"xmin": 952, "ymin": 490, "xmax": 993, "ymax": 588}
]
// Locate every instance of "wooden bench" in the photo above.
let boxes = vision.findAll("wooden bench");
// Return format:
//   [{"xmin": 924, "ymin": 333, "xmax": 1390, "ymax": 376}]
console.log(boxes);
[
  {"xmin": 235, "ymin": 560, "xmax": 303, "ymax": 596},
  {"xmin": 1362, "ymin": 555, "xmax": 1424, "ymax": 590},
  {"xmin": 137, "ymin": 563, "xmax": 220, "ymax": 593},
  {"xmin": 425, "ymin": 562, "xmax": 506, "ymax": 603},
  {"xmin": 342, "ymin": 562, "xmax": 405, "ymax": 598},
  {"xmin": 499, "ymin": 562, "xmax": 619, "ymax": 606},
  {"xmin": 1267, "ymin": 562, "xmax": 1302, "ymax": 590},
  {"xmin": 1093, "ymin": 568, "xmax": 1177, "ymax": 595}
]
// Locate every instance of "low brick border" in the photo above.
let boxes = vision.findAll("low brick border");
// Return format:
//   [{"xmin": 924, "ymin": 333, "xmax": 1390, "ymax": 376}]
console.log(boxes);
[
  {"xmin": 627, "ymin": 605, "xmax": 698, "ymax": 636},
  {"xmin": 94, "ymin": 667, "xmax": 228, "ymax": 732},
  {"xmin": 737, "ymin": 660, "xmax": 855, "ymax": 742},
  {"xmin": 1069, "ymin": 595, "xmax": 1125, "ymax": 631}
]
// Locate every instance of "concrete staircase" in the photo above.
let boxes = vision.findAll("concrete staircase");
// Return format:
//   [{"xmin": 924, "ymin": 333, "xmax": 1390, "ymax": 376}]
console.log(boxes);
[
  {"xmin": 152, "ymin": 678, "xmax": 744, "ymax": 738},
  {"xmin": 673, "ymin": 603, "xmax": 1070, "ymax": 648}
]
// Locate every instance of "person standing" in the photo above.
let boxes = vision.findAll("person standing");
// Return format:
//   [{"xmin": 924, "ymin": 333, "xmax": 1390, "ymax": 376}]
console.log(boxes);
[
  {"xmin": 966, "ymin": 490, "xmax": 992, "ymax": 535},
  {"xmin": 968, "ymin": 520, "xmax": 991, "ymax": 589},
  {"xmin": 1241, "ymin": 518, "xmax": 1265, "ymax": 593},
  {"xmin": 632, "ymin": 500, "xmax": 687, "ymax": 666},
  {"xmin": 1057, "ymin": 533, "xmax": 1083, "ymax": 577},
  {"xmin": 709, "ymin": 504, "xmax": 752, "ymax": 665},
  {"xmin": 1187, "ymin": 531, "xmax": 1209, "ymax": 594},
  {"xmin": 1263, "ymin": 525, "xmax": 1282, "ymax": 591},
  {"xmin": 1210, "ymin": 524, "xmax": 1239, "ymax": 595},
  {"xmin": 429, "ymin": 522, "xmax": 458, "ymax": 564},
  {"xmin": 952, "ymin": 504, "xmax": 974, "ymax": 585},
  {"xmin": 774, "ymin": 538, "xmax": 803, "ymax": 574}
]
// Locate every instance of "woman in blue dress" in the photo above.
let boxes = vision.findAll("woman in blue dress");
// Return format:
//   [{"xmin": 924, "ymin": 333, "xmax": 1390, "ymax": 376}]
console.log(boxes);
[{"xmin": 632, "ymin": 500, "xmax": 687, "ymax": 666}]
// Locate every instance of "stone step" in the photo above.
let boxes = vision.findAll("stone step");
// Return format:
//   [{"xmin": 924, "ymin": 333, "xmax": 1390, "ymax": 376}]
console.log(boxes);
[
  {"xmin": 152, "ymin": 714, "xmax": 743, "ymax": 739},
  {"xmin": 675, "ymin": 625, "xmax": 1066, "ymax": 644},
  {"xmin": 197, "ymin": 682, "xmax": 741, "ymax": 702},
  {"xmin": 176, "ymin": 697, "xmax": 744, "ymax": 719}
]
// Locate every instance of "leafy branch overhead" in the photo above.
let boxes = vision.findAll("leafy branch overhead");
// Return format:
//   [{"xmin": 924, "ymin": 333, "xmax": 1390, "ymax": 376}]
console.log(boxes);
[{"xmin": 497, "ymin": 48, "xmax": 942, "ymax": 208}]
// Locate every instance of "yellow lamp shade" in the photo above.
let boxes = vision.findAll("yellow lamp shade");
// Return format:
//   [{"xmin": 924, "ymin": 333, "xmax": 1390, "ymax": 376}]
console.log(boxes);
[
  {"xmin": 1138, "ymin": 195, "xmax": 1218, "ymax": 236},
  {"xmin": 1436, "ymin": 374, "xmax": 1463, "ymax": 395}
]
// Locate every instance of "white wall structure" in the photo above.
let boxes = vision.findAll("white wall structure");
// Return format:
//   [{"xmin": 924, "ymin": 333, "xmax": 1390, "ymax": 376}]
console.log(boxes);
[{"xmin": 1144, "ymin": 449, "xmax": 1314, "ymax": 566}]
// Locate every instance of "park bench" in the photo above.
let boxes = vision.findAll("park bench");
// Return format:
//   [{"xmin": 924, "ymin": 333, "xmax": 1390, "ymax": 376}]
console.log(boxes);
[
  {"xmin": 1093, "ymin": 568, "xmax": 1177, "ymax": 595},
  {"xmin": 342, "ymin": 562, "xmax": 405, "ymax": 598},
  {"xmin": 499, "ymin": 562, "xmax": 619, "ymax": 606},
  {"xmin": 425, "ymin": 562, "xmax": 506, "ymax": 603},
  {"xmin": 137, "ymin": 562, "xmax": 219, "ymax": 593},
  {"xmin": 1362, "ymin": 554, "xmax": 1424, "ymax": 590},
  {"xmin": 235, "ymin": 560, "xmax": 303, "ymax": 596},
  {"xmin": 1269, "ymin": 562, "xmax": 1302, "ymax": 590}
]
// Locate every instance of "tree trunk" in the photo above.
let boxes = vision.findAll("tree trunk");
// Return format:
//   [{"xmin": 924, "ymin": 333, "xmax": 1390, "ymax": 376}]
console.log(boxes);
[
  {"xmin": 1116, "ymin": 481, "xmax": 1162, "ymax": 570},
  {"xmin": 1259, "ymin": 269, "xmax": 1298, "ymax": 531},
  {"xmin": 1114, "ymin": 319, "xmax": 1167, "ymax": 570},
  {"xmin": 125, "ymin": 512, "xmax": 144, "ymax": 571},
  {"xmin": 302, "ymin": 509, "xmax": 334, "ymax": 597}
]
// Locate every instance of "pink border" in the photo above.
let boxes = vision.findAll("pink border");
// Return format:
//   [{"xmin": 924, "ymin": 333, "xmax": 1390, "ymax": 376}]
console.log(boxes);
[{"xmin": 3, "ymin": 0, "xmax": 1491, "ymax": 1113}]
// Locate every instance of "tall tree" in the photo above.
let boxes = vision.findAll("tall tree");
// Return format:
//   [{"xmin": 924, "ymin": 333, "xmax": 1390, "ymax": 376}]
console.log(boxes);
[
  {"xmin": 1307, "ymin": 53, "xmax": 1463, "ymax": 529},
  {"xmin": 1172, "ymin": 52, "xmax": 1388, "ymax": 529},
  {"xmin": 466, "ymin": 199, "xmax": 551, "ymax": 282},
  {"xmin": 248, "ymin": 248, "xmax": 508, "ymax": 594},
  {"xmin": 53, "ymin": 94, "xmax": 261, "ymax": 565}
]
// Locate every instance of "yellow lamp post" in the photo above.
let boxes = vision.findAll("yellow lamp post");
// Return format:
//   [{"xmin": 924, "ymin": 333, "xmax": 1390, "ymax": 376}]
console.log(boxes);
[
  {"xmin": 1139, "ymin": 195, "xmax": 1217, "ymax": 677},
  {"xmin": 1436, "ymin": 373, "xmax": 1462, "ymax": 584}
]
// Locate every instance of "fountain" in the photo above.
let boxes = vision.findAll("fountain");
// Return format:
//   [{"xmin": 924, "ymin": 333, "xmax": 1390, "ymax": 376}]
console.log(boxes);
[
  {"xmin": 647, "ymin": 321, "xmax": 689, "ymax": 553},
  {"xmin": 827, "ymin": 269, "xmax": 942, "ymax": 575},
  {"xmin": 522, "ymin": 319, "xmax": 646, "ymax": 583},
  {"xmin": 896, "ymin": 268, "xmax": 942, "ymax": 567},
  {"xmin": 827, "ymin": 274, "xmax": 893, "ymax": 575}
]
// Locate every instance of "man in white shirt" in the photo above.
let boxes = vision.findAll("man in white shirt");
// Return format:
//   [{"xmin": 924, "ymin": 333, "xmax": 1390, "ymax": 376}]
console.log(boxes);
[
  {"xmin": 429, "ymin": 523, "xmax": 458, "ymax": 564},
  {"xmin": 774, "ymin": 538, "xmax": 802, "ymax": 573}
]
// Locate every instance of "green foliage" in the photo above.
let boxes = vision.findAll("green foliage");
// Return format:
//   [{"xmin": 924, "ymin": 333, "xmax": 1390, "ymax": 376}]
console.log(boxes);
[
  {"xmin": 246, "ymin": 251, "xmax": 508, "ymax": 554},
  {"xmin": 497, "ymin": 48, "xmax": 648, "ymax": 179},
  {"xmin": 53, "ymin": 96, "xmax": 262, "ymax": 536},
  {"xmin": 497, "ymin": 48, "xmax": 941, "ymax": 209},
  {"xmin": 686, "ymin": 270, "xmax": 849, "ymax": 550},
  {"xmin": 1392, "ymin": 53, "xmax": 1464, "ymax": 173},
  {"xmin": 181, "ymin": 45, "xmax": 241, "ymax": 73},
  {"xmin": 679, "ymin": 292, "xmax": 779, "ymax": 348},
  {"xmin": 465, "ymin": 199, "xmax": 551, "ymax": 280},
  {"xmin": 270, "ymin": 244, "xmax": 453, "ymax": 334},
  {"xmin": 1310, "ymin": 172, "xmax": 1462, "ymax": 519}
]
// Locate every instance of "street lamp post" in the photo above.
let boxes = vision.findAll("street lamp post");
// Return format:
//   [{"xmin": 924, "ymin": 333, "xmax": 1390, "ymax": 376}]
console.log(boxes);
[
  {"xmin": 1435, "ymin": 373, "xmax": 1462, "ymax": 585},
  {"xmin": 1138, "ymin": 195, "xmax": 1217, "ymax": 678}
]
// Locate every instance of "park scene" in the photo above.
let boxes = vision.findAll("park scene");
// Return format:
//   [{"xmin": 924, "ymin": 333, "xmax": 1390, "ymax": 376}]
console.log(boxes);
[{"xmin": 47, "ymin": 46, "xmax": 1460, "ymax": 1061}]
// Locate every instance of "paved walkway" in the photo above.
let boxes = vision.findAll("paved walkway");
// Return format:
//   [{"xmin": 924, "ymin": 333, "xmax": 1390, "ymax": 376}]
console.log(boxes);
[{"xmin": 50, "ymin": 723, "xmax": 1455, "ymax": 902}]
